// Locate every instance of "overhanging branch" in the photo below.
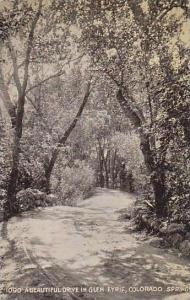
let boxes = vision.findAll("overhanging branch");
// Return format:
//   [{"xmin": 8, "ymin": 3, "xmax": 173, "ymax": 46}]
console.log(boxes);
[{"xmin": 25, "ymin": 53, "xmax": 85, "ymax": 95}]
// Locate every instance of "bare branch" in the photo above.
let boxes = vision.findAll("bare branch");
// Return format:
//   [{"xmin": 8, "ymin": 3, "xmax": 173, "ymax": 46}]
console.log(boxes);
[
  {"xmin": 26, "ymin": 53, "xmax": 85, "ymax": 94},
  {"xmin": 26, "ymin": 70, "xmax": 66, "ymax": 95},
  {"xmin": 6, "ymin": 61, "xmax": 25, "ymax": 86},
  {"xmin": 59, "ymin": 78, "xmax": 92, "ymax": 145},
  {"xmin": 26, "ymin": 94, "xmax": 54, "ymax": 135},
  {"xmin": 44, "ymin": 78, "xmax": 92, "ymax": 190}
]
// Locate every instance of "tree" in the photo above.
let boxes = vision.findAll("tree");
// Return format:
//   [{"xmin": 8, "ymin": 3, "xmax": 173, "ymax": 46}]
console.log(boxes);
[
  {"xmin": 1, "ymin": 0, "xmax": 189, "ymax": 220},
  {"xmin": 66, "ymin": 75, "xmax": 143, "ymax": 191},
  {"xmin": 57, "ymin": 0, "xmax": 189, "ymax": 216},
  {"xmin": 2, "ymin": 0, "xmax": 43, "ymax": 218},
  {"xmin": 43, "ymin": 79, "xmax": 92, "ymax": 192},
  {"xmin": 1, "ymin": 1, "xmax": 92, "ymax": 218}
]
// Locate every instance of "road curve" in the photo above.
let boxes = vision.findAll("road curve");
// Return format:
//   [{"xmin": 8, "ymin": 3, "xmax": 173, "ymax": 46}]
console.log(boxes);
[{"xmin": 1, "ymin": 188, "xmax": 190, "ymax": 300}]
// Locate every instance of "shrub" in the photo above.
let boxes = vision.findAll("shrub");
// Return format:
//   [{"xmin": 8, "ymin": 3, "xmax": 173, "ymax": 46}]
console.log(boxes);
[
  {"xmin": 16, "ymin": 188, "xmax": 59, "ymax": 212},
  {"xmin": 53, "ymin": 161, "xmax": 95, "ymax": 206},
  {"xmin": 0, "ymin": 120, "xmax": 10, "ymax": 211}
]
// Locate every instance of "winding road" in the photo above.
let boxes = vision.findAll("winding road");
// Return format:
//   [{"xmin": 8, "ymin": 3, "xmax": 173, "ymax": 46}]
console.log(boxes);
[{"xmin": 1, "ymin": 188, "xmax": 190, "ymax": 300}]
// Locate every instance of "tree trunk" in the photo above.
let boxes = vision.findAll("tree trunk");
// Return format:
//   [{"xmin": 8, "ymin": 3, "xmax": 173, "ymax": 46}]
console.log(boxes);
[
  {"xmin": 3, "ymin": 2, "xmax": 42, "ymax": 219},
  {"xmin": 4, "ymin": 136, "xmax": 20, "ymax": 219},
  {"xmin": 44, "ymin": 81, "xmax": 91, "ymax": 192},
  {"xmin": 140, "ymin": 132, "xmax": 167, "ymax": 217},
  {"xmin": 44, "ymin": 148, "xmax": 59, "ymax": 193},
  {"xmin": 104, "ymin": 149, "xmax": 110, "ymax": 188},
  {"xmin": 104, "ymin": 167, "xmax": 109, "ymax": 188},
  {"xmin": 97, "ymin": 141, "xmax": 105, "ymax": 188},
  {"xmin": 111, "ymin": 150, "xmax": 117, "ymax": 189},
  {"xmin": 3, "ymin": 93, "xmax": 26, "ymax": 219},
  {"xmin": 99, "ymin": 167, "xmax": 105, "ymax": 188},
  {"xmin": 151, "ymin": 169, "xmax": 167, "ymax": 217},
  {"xmin": 117, "ymin": 88, "xmax": 168, "ymax": 217}
]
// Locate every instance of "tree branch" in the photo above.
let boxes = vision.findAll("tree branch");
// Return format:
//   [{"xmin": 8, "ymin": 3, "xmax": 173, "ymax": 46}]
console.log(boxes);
[
  {"xmin": 0, "ymin": 64, "xmax": 16, "ymax": 126},
  {"xmin": 22, "ymin": 0, "xmax": 43, "ymax": 95},
  {"xmin": 26, "ymin": 69, "xmax": 66, "ymax": 95},
  {"xmin": 155, "ymin": 0, "xmax": 188, "ymax": 22},
  {"xmin": 116, "ymin": 89, "xmax": 142, "ymax": 128},
  {"xmin": 7, "ymin": 38, "xmax": 22, "ymax": 97},
  {"xmin": 26, "ymin": 94, "xmax": 54, "ymax": 135},
  {"xmin": 25, "ymin": 53, "xmax": 85, "ymax": 95},
  {"xmin": 59, "ymin": 79, "xmax": 92, "ymax": 145},
  {"xmin": 44, "ymin": 79, "xmax": 92, "ymax": 190},
  {"xmin": 103, "ymin": 69, "xmax": 145, "ymax": 125},
  {"xmin": 6, "ymin": 61, "xmax": 25, "ymax": 86}
]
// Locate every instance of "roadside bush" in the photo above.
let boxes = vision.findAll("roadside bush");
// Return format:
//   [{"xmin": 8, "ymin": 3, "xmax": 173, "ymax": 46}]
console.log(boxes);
[
  {"xmin": 0, "ymin": 120, "xmax": 10, "ymax": 211},
  {"xmin": 54, "ymin": 161, "xmax": 95, "ymax": 206},
  {"xmin": 16, "ymin": 188, "xmax": 59, "ymax": 212}
]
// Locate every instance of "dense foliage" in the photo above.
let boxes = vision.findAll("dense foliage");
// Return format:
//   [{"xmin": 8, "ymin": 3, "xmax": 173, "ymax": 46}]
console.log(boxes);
[{"xmin": 0, "ymin": 0, "xmax": 189, "ymax": 225}]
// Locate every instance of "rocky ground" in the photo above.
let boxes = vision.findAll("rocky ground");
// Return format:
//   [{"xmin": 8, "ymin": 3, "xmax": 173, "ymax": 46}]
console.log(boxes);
[{"xmin": 131, "ymin": 203, "xmax": 190, "ymax": 258}]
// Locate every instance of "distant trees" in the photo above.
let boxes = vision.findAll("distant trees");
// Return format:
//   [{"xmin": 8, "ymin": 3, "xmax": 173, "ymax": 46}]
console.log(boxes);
[
  {"xmin": 57, "ymin": 0, "xmax": 190, "ymax": 216},
  {"xmin": 63, "ymin": 76, "xmax": 144, "ymax": 192}
]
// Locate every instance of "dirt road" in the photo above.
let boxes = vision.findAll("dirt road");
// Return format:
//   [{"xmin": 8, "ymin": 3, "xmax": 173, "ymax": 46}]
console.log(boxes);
[{"xmin": 1, "ymin": 189, "xmax": 190, "ymax": 300}]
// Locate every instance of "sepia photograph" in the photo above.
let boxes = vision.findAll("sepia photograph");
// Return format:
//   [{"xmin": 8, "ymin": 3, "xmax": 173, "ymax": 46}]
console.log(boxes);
[{"xmin": 0, "ymin": 0, "xmax": 190, "ymax": 299}]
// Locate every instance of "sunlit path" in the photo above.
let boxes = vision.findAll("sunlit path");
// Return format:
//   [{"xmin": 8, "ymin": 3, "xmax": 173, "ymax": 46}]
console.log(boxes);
[{"xmin": 1, "ymin": 189, "xmax": 190, "ymax": 300}]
